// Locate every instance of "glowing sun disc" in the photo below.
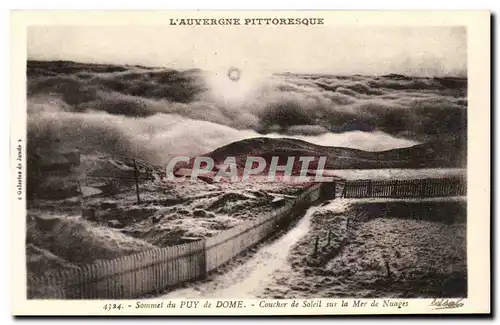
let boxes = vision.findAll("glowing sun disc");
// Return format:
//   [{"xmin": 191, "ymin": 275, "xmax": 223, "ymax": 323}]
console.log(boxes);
[{"xmin": 227, "ymin": 67, "xmax": 241, "ymax": 82}]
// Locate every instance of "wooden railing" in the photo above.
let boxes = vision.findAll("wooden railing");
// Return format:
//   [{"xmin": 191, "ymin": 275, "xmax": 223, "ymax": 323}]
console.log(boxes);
[
  {"xmin": 341, "ymin": 176, "xmax": 466, "ymax": 199},
  {"xmin": 28, "ymin": 183, "xmax": 322, "ymax": 299},
  {"xmin": 28, "ymin": 176, "xmax": 467, "ymax": 300}
]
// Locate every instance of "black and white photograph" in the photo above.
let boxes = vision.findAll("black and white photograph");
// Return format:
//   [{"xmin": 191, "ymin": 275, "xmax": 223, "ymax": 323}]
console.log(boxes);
[{"xmin": 10, "ymin": 10, "xmax": 490, "ymax": 315}]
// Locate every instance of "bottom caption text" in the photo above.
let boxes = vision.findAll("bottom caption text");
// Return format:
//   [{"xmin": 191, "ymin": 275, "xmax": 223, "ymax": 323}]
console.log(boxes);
[{"xmin": 102, "ymin": 299, "xmax": 414, "ymax": 312}]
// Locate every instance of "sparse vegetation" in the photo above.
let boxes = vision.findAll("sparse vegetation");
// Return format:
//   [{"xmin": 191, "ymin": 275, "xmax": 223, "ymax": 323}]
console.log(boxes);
[
  {"xmin": 264, "ymin": 199, "xmax": 467, "ymax": 298},
  {"xmin": 26, "ymin": 170, "xmax": 307, "ymax": 279}
]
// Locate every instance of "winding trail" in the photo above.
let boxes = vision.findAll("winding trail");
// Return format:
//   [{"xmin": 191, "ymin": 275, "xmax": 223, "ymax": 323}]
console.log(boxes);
[{"xmin": 160, "ymin": 206, "xmax": 320, "ymax": 298}]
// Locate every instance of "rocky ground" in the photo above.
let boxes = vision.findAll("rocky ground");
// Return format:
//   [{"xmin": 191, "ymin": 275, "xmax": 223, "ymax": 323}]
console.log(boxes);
[{"xmin": 26, "ymin": 178, "xmax": 308, "ymax": 279}]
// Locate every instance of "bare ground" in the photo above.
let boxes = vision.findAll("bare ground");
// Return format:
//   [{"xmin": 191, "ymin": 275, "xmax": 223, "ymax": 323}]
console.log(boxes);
[
  {"xmin": 160, "ymin": 197, "xmax": 467, "ymax": 299},
  {"xmin": 26, "ymin": 179, "xmax": 308, "ymax": 278},
  {"xmin": 263, "ymin": 198, "xmax": 467, "ymax": 298}
]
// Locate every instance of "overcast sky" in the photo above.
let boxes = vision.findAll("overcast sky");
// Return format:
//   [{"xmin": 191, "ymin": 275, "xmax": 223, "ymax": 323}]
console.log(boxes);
[{"xmin": 28, "ymin": 26, "xmax": 466, "ymax": 76}]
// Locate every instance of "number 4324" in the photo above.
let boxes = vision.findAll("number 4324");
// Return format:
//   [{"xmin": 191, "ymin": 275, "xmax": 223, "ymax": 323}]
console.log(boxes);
[{"xmin": 103, "ymin": 303, "xmax": 123, "ymax": 311}]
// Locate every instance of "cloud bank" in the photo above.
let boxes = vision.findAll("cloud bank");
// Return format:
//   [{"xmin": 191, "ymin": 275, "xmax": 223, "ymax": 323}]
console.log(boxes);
[{"xmin": 27, "ymin": 61, "xmax": 466, "ymax": 166}]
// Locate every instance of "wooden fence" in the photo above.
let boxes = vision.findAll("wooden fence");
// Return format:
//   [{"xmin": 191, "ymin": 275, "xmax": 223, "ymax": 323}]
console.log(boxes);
[
  {"xmin": 28, "ymin": 177, "xmax": 467, "ymax": 299},
  {"xmin": 341, "ymin": 177, "xmax": 467, "ymax": 199},
  {"xmin": 28, "ymin": 241, "xmax": 206, "ymax": 299},
  {"xmin": 28, "ymin": 183, "xmax": 322, "ymax": 299},
  {"xmin": 205, "ymin": 183, "xmax": 321, "ymax": 272},
  {"xmin": 205, "ymin": 203, "xmax": 292, "ymax": 272}
]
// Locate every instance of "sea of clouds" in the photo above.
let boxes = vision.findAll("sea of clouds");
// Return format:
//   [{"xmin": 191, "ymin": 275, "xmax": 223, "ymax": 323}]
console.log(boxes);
[{"xmin": 26, "ymin": 62, "xmax": 467, "ymax": 166}]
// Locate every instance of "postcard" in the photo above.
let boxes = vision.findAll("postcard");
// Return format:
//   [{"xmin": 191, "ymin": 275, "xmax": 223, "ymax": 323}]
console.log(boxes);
[{"xmin": 11, "ymin": 10, "xmax": 490, "ymax": 316}]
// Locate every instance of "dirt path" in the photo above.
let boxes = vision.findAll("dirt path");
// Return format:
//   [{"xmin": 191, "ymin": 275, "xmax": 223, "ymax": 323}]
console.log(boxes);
[{"xmin": 160, "ymin": 206, "xmax": 320, "ymax": 298}]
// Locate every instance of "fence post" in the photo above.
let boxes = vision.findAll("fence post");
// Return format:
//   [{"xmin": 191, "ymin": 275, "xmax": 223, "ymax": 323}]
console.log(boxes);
[
  {"xmin": 385, "ymin": 260, "xmax": 391, "ymax": 278},
  {"xmin": 420, "ymin": 179, "xmax": 427, "ymax": 197},
  {"xmin": 459, "ymin": 177, "xmax": 466, "ymax": 196},
  {"xmin": 133, "ymin": 158, "xmax": 141, "ymax": 204},
  {"xmin": 202, "ymin": 240, "xmax": 208, "ymax": 280},
  {"xmin": 327, "ymin": 230, "xmax": 331, "ymax": 246},
  {"xmin": 313, "ymin": 236, "xmax": 319, "ymax": 257},
  {"xmin": 367, "ymin": 180, "xmax": 372, "ymax": 197}
]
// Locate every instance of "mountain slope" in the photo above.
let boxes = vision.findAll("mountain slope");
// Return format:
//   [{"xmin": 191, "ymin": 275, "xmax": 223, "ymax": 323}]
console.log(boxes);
[{"xmin": 180, "ymin": 134, "xmax": 466, "ymax": 172}]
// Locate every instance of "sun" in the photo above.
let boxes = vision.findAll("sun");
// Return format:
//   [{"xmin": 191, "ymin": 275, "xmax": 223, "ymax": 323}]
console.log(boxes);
[
  {"xmin": 203, "ymin": 68, "xmax": 257, "ymax": 104},
  {"xmin": 227, "ymin": 67, "xmax": 241, "ymax": 82}
]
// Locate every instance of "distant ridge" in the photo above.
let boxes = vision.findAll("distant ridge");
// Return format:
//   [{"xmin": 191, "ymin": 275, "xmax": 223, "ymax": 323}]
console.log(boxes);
[{"xmin": 179, "ymin": 135, "xmax": 466, "ymax": 172}]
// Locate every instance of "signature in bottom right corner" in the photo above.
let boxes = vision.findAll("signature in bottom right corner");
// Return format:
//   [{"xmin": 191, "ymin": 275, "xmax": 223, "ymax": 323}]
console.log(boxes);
[{"xmin": 429, "ymin": 298, "xmax": 465, "ymax": 310}]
